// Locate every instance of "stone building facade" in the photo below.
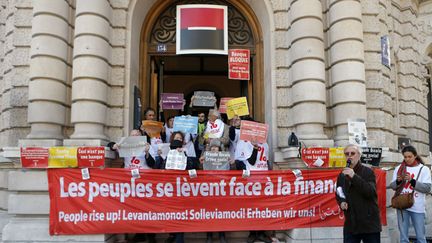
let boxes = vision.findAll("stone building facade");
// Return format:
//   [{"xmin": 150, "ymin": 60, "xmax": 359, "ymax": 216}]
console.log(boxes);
[{"xmin": 0, "ymin": 0, "xmax": 431, "ymax": 242}]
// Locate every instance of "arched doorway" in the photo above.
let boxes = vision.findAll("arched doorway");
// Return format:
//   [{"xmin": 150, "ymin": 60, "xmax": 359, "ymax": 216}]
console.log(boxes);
[{"xmin": 139, "ymin": 0, "xmax": 264, "ymax": 122}]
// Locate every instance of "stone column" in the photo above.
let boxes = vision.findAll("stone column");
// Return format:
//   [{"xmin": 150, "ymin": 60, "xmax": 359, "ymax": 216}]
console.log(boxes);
[
  {"xmin": 289, "ymin": 0, "xmax": 332, "ymax": 146},
  {"xmin": 328, "ymin": 0, "xmax": 367, "ymax": 146},
  {"xmin": 67, "ymin": 0, "xmax": 111, "ymax": 144},
  {"xmin": 24, "ymin": 0, "xmax": 71, "ymax": 145}
]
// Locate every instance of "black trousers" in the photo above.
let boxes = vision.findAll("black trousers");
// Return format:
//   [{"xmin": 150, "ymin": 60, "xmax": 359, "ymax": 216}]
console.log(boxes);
[{"xmin": 343, "ymin": 231, "xmax": 380, "ymax": 243}]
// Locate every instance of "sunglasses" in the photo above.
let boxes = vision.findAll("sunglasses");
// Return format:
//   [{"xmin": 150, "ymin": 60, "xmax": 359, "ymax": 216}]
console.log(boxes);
[{"xmin": 344, "ymin": 152, "xmax": 356, "ymax": 156}]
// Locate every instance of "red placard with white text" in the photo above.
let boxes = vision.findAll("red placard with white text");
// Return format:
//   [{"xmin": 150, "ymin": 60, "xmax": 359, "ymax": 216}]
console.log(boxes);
[
  {"xmin": 20, "ymin": 147, "xmax": 49, "ymax": 168},
  {"xmin": 239, "ymin": 120, "xmax": 269, "ymax": 144},
  {"xmin": 219, "ymin": 97, "xmax": 233, "ymax": 114},
  {"xmin": 301, "ymin": 148, "xmax": 330, "ymax": 168},
  {"xmin": 77, "ymin": 147, "xmax": 105, "ymax": 168},
  {"xmin": 228, "ymin": 49, "xmax": 250, "ymax": 80},
  {"xmin": 48, "ymin": 169, "xmax": 386, "ymax": 235}
]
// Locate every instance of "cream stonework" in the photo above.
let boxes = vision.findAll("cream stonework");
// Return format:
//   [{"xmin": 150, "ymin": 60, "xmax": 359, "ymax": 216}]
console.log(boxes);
[{"xmin": 0, "ymin": 0, "xmax": 431, "ymax": 242}]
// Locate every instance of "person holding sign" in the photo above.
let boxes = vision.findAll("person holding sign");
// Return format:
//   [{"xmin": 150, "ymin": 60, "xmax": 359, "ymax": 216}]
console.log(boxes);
[
  {"xmin": 141, "ymin": 107, "xmax": 166, "ymax": 158},
  {"xmin": 164, "ymin": 116, "xmax": 175, "ymax": 142},
  {"xmin": 228, "ymin": 115, "xmax": 241, "ymax": 160},
  {"xmin": 203, "ymin": 109, "xmax": 230, "ymax": 150},
  {"xmin": 335, "ymin": 144, "xmax": 381, "ymax": 243},
  {"xmin": 158, "ymin": 131, "xmax": 198, "ymax": 243},
  {"xmin": 389, "ymin": 145, "xmax": 431, "ymax": 243}
]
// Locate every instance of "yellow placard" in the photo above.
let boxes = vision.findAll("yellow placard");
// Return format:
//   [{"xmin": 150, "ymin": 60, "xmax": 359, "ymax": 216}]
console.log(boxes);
[
  {"xmin": 329, "ymin": 147, "xmax": 346, "ymax": 167},
  {"xmin": 226, "ymin": 97, "xmax": 249, "ymax": 120},
  {"xmin": 48, "ymin": 147, "xmax": 78, "ymax": 168}
]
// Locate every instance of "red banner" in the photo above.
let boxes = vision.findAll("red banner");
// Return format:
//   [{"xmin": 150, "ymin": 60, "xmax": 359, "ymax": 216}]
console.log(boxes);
[
  {"xmin": 21, "ymin": 147, "xmax": 49, "ymax": 168},
  {"xmin": 48, "ymin": 169, "xmax": 387, "ymax": 235}
]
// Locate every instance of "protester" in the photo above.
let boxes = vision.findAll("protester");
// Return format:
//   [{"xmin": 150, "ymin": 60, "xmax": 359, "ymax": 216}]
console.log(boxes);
[
  {"xmin": 164, "ymin": 116, "xmax": 175, "ymax": 143},
  {"xmin": 198, "ymin": 139, "xmax": 228, "ymax": 243},
  {"xmin": 389, "ymin": 145, "xmax": 431, "ymax": 243},
  {"xmin": 203, "ymin": 109, "xmax": 230, "ymax": 150},
  {"xmin": 141, "ymin": 107, "xmax": 166, "ymax": 158},
  {"xmin": 233, "ymin": 117, "xmax": 272, "ymax": 243},
  {"xmin": 335, "ymin": 144, "xmax": 381, "ymax": 243},
  {"xmin": 228, "ymin": 115, "xmax": 241, "ymax": 160},
  {"xmin": 194, "ymin": 111, "xmax": 207, "ymax": 156},
  {"xmin": 158, "ymin": 131, "xmax": 199, "ymax": 243}
]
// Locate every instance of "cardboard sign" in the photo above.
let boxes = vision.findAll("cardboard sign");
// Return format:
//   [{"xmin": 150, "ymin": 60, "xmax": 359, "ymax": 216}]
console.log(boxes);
[
  {"xmin": 77, "ymin": 147, "xmax": 105, "ymax": 168},
  {"xmin": 161, "ymin": 93, "xmax": 184, "ymax": 110},
  {"xmin": 361, "ymin": 147, "xmax": 382, "ymax": 166},
  {"xmin": 203, "ymin": 151, "xmax": 230, "ymax": 170},
  {"xmin": 118, "ymin": 136, "xmax": 147, "ymax": 158},
  {"xmin": 48, "ymin": 168, "xmax": 387, "ymax": 235},
  {"xmin": 226, "ymin": 97, "xmax": 249, "ymax": 119},
  {"xmin": 142, "ymin": 120, "xmax": 163, "ymax": 138},
  {"xmin": 228, "ymin": 49, "xmax": 250, "ymax": 80},
  {"xmin": 301, "ymin": 148, "xmax": 330, "ymax": 168},
  {"xmin": 20, "ymin": 147, "xmax": 49, "ymax": 168},
  {"xmin": 239, "ymin": 120, "xmax": 269, "ymax": 144},
  {"xmin": 219, "ymin": 97, "xmax": 233, "ymax": 114},
  {"xmin": 192, "ymin": 91, "xmax": 216, "ymax": 107},
  {"xmin": 157, "ymin": 143, "xmax": 171, "ymax": 159},
  {"xmin": 329, "ymin": 147, "xmax": 346, "ymax": 167},
  {"xmin": 48, "ymin": 147, "xmax": 78, "ymax": 168},
  {"xmin": 165, "ymin": 149, "xmax": 187, "ymax": 170},
  {"xmin": 173, "ymin": 116, "xmax": 198, "ymax": 134}
]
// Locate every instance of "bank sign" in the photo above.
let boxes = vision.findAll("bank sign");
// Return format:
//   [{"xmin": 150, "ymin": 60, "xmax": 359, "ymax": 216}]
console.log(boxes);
[
  {"xmin": 229, "ymin": 49, "xmax": 250, "ymax": 80},
  {"xmin": 176, "ymin": 5, "xmax": 228, "ymax": 55}
]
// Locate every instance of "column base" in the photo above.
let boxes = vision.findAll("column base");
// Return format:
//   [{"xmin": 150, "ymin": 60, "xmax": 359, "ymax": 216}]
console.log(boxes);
[
  {"xmin": 63, "ymin": 139, "xmax": 108, "ymax": 146},
  {"xmin": 19, "ymin": 139, "xmax": 63, "ymax": 147}
]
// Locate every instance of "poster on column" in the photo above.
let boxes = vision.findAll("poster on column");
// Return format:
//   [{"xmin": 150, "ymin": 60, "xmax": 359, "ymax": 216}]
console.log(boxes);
[
  {"xmin": 348, "ymin": 119, "xmax": 368, "ymax": 147},
  {"xmin": 329, "ymin": 147, "xmax": 346, "ymax": 167},
  {"xmin": 301, "ymin": 148, "xmax": 330, "ymax": 168},
  {"xmin": 48, "ymin": 168, "xmax": 387, "ymax": 235},
  {"xmin": 77, "ymin": 147, "xmax": 105, "ymax": 168},
  {"xmin": 228, "ymin": 49, "xmax": 250, "ymax": 80},
  {"xmin": 48, "ymin": 147, "xmax": 78, "ymax": 168},
  {"xmin": 20, "ymin": 147, "xmax": 49, "ymax": 168}
]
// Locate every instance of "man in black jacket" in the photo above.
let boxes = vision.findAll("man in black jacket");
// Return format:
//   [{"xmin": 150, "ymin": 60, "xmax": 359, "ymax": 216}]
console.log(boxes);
[{"xmin": 335, "ymin": 144, "xmax": 381, "ymax": 243}]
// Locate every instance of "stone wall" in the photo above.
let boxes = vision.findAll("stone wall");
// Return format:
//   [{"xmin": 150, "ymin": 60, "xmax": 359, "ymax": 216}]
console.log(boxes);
[{"xmin": 0, "ymin": 0, "xmax": 32, "ymax": 148}]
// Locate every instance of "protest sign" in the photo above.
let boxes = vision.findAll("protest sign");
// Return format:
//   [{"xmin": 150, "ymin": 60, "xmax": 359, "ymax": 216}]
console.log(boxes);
[
  {"xmin": 228, "ymin": 49, "xmax": 250, "ymax": 80},
  {"xmin": 173, "ymin": 116, "xmax": 198, "ymax": 134},
  {"xmin": 165, "ymin": 150, "xmax": 187, "ymax": 170},
  {"xmin": 77, "ymin": 147, "xmax": 105, "ymax": 168},
  {"xmin": 157, "ymin": 143, "xmax": 171, "ymax": 159},
  {"xmin": 203, "ymin": 151, "xmax": 231, "ymax": 170},
  {"xmin": 20, "ymin": 147, "xmax": 49, "ymax": 168},
  {"xmin": 142, "ymin": 120, "xmax": 163, "ymax": 138},
  {"xmin": 226, "ymin": 97, "xmax": 249, "ymax": 119},
  {"xmin": 301, "ymin": 148, "xmax": 330, "ymax": 168},
  {"xmin": 48, "ymin": 147, "xmax": 78, "ymax": 168},
  {"xmin": 192, "ymin": 91, "xmax": 216, "ymax": 107},
  {"xmin": 239, "ymin": 121, "xmax": 269, "ymax": 144},
  {"xmin": 118, "ymin": 136, "xmax": 147, "ymax": 158},
  {"xmin": 348, "ymin": 119, "xmax": 367, "ymax": 147},
  {"xmin": 161, "ymin": 93, "xmax": 184, "ymax": 110},
  {"xmin": 48, "ymin": 169, "xmax": 387, "ymax": 235},
  {"xmin": 219, "ymin": 97, "xmax": 233, "ymax": 114},
  {"xmin": 329, "ymin": 147, "xmax": 346, "ymax": 167},
  {"xmin": 361, "ymin": 147, "xmax": 382, "ymax": 166}
]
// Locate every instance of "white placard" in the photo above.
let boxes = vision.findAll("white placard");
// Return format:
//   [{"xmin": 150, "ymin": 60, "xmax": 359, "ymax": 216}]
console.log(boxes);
[
  {"xmin": 348, "ymin": 119, "xmax": 368, "ymax": 147},
  {"xmin": 118, "ymin": 136, "xmax": 147, "ymax": 157},
  {"xmin": 157, "ymin": 143, "xmax": 171, "ymax": 159},
  {"xmin": 165, "ymin": 150, "xmax": 187, "ymax": 170}
]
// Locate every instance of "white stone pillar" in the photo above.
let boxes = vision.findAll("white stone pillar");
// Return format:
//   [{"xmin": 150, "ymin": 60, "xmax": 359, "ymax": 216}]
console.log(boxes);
[
  {"xmin": 25, "ymin": 0, "xmax": 71, "ymax": 144},
  {"xmin": 68, "ymin": 0, "xmax": 111, "ymax": 143},
  {"xmin": 328, "ymin": 0, "xmax": 367, "ymax": 146},
  {"xmin": 289, "ymin": 0, "xmax": 332, "ymax": 146}
]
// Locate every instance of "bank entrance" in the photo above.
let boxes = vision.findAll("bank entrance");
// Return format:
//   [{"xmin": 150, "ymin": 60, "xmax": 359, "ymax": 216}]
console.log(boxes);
[{"xmin": 140, "ymin": 0, "xmax": 263, "ymax": 121}]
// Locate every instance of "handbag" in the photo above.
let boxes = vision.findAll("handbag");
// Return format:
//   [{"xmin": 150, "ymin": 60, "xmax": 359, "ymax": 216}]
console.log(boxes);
[{"xmin": 391, "ymin": 166, "xmax": 423, "ymax": 209}]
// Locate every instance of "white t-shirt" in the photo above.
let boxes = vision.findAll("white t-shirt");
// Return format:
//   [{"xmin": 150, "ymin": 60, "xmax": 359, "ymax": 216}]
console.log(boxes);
[
  {"xmin": 235, "ymin": 140, "xmax": 269, "ymax": 171},
  {"xmin": 392, "ymin": 164, "xmax": 432, "ymax": 213},
  {"xmin": 204, "ymin": 119, "xmax": 225, "ymax": 138},
  {"xmin": 124, "ymin": 146, "xmax": 155, "ymax": 169}
]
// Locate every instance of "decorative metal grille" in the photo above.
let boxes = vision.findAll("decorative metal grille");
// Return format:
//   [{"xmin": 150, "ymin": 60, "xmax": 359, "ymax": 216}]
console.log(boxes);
[{"xmin": 150, "ymin": 0, "xmax": 254, "ymax": 46}]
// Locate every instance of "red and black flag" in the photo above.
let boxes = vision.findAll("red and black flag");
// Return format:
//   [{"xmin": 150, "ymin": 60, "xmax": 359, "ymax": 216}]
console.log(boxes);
[{"xmin": 176, "ymin": 5, "xmax": 228, "ymax": 55}]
